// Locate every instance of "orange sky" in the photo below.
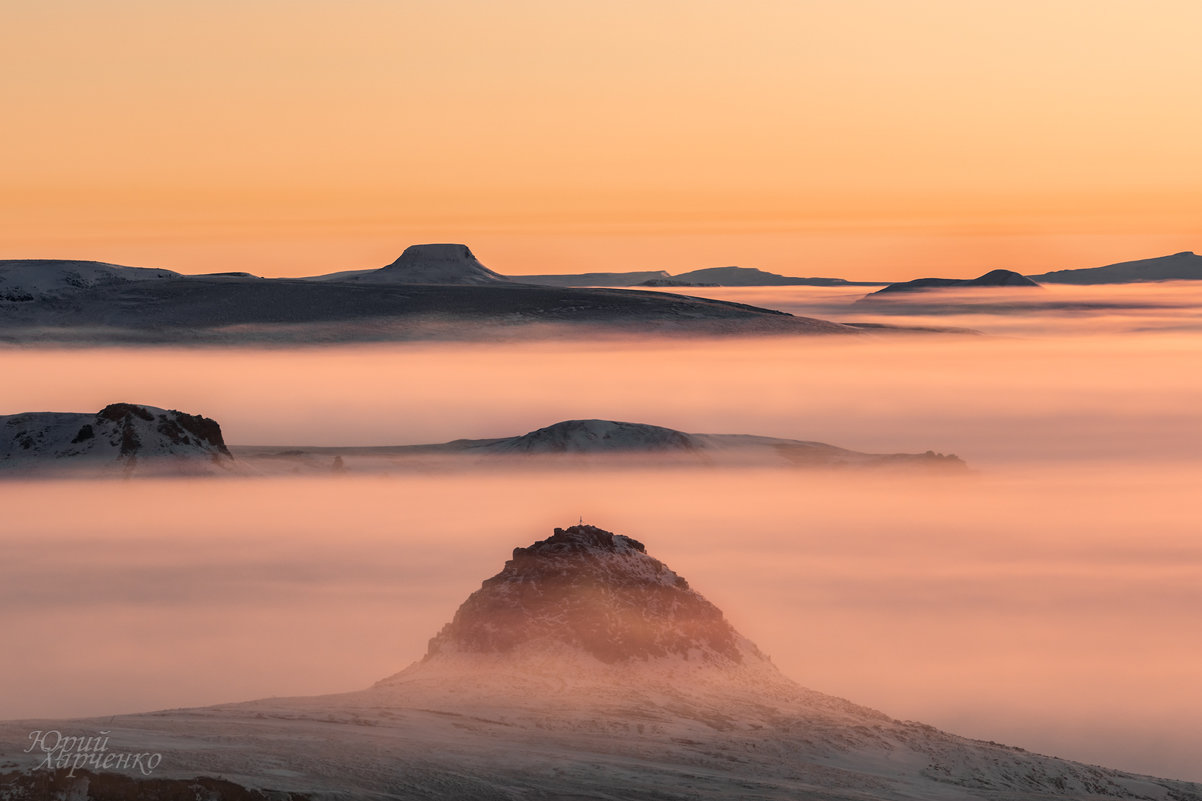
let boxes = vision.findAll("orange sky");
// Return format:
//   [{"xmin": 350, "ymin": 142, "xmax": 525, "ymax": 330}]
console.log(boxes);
[{"xmin": 3, "ymin": 1, "xmax": 1200, "ymax": 280}]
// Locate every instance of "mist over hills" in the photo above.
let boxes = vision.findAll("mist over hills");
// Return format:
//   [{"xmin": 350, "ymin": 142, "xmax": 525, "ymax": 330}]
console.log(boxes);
[
  {"xmin": 235, "ymin": 418, "xmax": 968, "ymax": 474},
  {"xmin": 2, "ymin": 523, "xmax": 1196, "ymax": 799}
]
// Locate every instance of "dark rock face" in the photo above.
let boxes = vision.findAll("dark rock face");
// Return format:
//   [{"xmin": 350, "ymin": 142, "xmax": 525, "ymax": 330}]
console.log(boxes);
[
  {"xmin": 425, "ymin": 525, "xmax": 752, "ymax": 665},
  {"xmin": 155, "ymin": 410, "xmax": 231, "ymax": 456}
]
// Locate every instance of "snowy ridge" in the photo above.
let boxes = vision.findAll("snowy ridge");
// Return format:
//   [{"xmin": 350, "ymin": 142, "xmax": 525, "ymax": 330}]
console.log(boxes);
[
  {"xmin": 0, "ymin": 403, "xmax": 236, "ymax": 477},
  {"xmin": 0, "ymin": 259, "xmax": 179, "ymax": 301}
]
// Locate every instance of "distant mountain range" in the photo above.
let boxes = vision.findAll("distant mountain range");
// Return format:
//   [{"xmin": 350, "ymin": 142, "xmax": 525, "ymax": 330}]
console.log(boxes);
[
  {"xmin": 3, "ymin": 522, "xmax": 1196, "ymax": 799},
  {"xmin": 515, "ymin": 265, "xmax": 884, "ymax": 287},
  {"xmin": 0, "ymin": 246, "xmax": 885, "ymax": 343}
]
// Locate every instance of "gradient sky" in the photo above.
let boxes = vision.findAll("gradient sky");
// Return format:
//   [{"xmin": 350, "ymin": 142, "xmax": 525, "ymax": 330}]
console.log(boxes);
[{"xmin": 4, "ymin": 0, "xmax": 1201, "ymax": 279}]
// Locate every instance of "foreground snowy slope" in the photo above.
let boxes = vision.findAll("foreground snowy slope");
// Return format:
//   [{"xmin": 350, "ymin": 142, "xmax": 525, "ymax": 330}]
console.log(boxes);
[{"xmin": 1, "ymin": 525, "xmax": 1196, "ymax": 800}]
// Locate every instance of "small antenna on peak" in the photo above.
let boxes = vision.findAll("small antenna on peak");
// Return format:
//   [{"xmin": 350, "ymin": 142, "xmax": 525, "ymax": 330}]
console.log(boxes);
[{"xmin": 579, "ymin": 514, "xmax": 583, "ymax": 525}]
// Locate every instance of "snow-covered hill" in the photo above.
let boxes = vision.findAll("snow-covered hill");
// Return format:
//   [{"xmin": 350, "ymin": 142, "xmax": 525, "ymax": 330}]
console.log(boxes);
[
  {"xmin": 0, "ymin": 259, "xmax": 178, "ymax": 302},
  {"xmin": 0, "ymin": 403, "xmax": 236, "ymax": 477},
  {"xmin": 2, "ymin": 524, "xmax": 1196, "ymax": 799}
]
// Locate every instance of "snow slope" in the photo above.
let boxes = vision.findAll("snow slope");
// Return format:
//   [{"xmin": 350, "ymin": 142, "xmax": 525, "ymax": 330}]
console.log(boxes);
[{"xmin": 0, "ymin": 259, "xmax": 178, "ymax": 301}]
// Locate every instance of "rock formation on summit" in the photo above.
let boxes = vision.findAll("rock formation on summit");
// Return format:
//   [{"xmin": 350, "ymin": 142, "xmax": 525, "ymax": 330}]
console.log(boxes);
[{"xmin": 422, "ymin": 524, "xmax": 763, "ymax": 666}]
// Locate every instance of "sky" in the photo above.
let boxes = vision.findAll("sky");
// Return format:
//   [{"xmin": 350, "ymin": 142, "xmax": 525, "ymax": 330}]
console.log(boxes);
[{"xmin": 3, "ymin": 0, "xmax": 1201, "ymax": 280}]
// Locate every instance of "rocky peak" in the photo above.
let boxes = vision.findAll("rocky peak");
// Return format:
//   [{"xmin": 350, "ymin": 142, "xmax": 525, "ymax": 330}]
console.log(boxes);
[{"xmin": 423, "ymin": 524, "xmax": 765, "ymax": 667}]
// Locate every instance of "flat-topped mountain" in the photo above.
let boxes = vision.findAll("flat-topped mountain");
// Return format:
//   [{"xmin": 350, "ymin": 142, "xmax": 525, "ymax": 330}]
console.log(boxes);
[
  {"xmin": 312, "ymin": 244, "xmax": 511, "ymax": 285},
  {"xmin": 4, "ymin": 523, "xmax": 1197, "ymax": 799},
  {"xmin": 1028, "ymin": 251, "xmax": 1202, "ymax": 284},
  {"xmin": 866, "ymin": 269, "xmax": 1041, "ymax": 297},
  {"xmin": 0, "ymin": 403, "xmax": 235, "ymax": 477}
]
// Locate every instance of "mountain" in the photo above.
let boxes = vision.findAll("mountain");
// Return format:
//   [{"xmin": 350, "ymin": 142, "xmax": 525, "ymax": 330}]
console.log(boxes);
[
  {"xmin": 1027, "ymin": 251, "xmax": 1202, "ymax": 284},
  {"xmin": 0, "ymin": 403, "xmax": 236, "ymax": 477},
  {"xmin": 309, "ymin": 244, "xmax": 511, "ymax": 285},
  {"xmin": 475, "ymin": 419, "xmax": 701, "ymax": 454},
  {"xmin": 866, "ymin": 269, "xmax": 1041, "ymax": 297},
  {"xmin": 670, "ymin": 265, "xmax": 865, "ymax": 286},
  {"xmin": 0, "ymin": 259, "xmax": 179, "ymax": 301},
  {"xmin": 3, "ymin": 523, "xmax": 1197, "ymax": 799},
  {"xmin": 0, "ymin": 254, "xmax": 872, "ymax": 344},
  {"xmin": 509, "ymin": 270, "xmax": 674, "ymax": 287},
  {"xmin": 415, "ymin": 524, "xmax": 765, "ymax": 666},
  {"xmin": 515, "ymin": 265, "xmax": 883, "ymax": 287},
  {"xmin": 233, "ymin": 419, "xmax": 967, "ymax": 473}
]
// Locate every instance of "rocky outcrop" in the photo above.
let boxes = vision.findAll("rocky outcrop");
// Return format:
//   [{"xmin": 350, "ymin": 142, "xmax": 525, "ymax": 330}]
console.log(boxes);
[{"xmin": 423, "ymin": 524, "xmax": 763, "ymax": 666}]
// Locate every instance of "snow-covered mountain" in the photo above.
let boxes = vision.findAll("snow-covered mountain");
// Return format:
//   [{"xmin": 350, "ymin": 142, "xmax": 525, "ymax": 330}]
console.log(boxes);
[
  {"xmin": 0, "ymin": 259, "xmax": 179, "ymax": 302},
  {"xmin": 0, "ymin": 403, "xmax": 236, "ymax": 477},
  {"xmin": 3, "ymin": 523, "xmax": 1197, "ymax": 799},
  {"xmin": 1027, "ymin": 251, "xmax": 1202, "ymax": 284}
]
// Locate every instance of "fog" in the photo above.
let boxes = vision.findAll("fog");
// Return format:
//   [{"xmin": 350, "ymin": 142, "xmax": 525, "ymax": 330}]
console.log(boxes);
[{"xmin": 1, "ymin": 284, "xmax": 1200, "ymax": 782}]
